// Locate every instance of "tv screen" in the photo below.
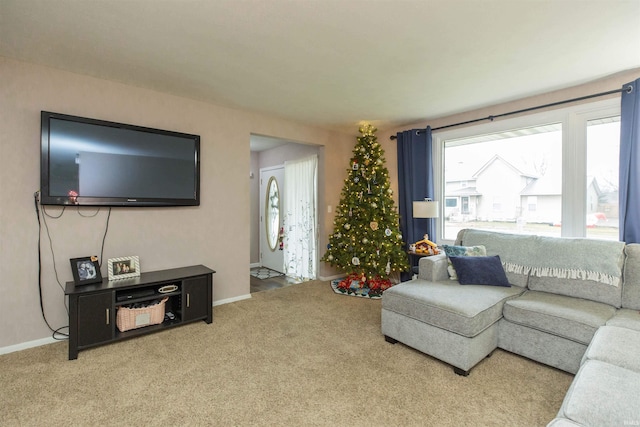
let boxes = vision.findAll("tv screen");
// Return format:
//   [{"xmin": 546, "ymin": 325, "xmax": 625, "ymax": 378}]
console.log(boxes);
[{"xmin": 40, "ymin": 111, "xmax": 200, "ymax": 207}]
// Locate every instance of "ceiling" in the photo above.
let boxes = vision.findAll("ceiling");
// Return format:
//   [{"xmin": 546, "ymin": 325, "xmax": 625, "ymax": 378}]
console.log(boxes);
[
  {"xmin": 249, "ymin": 134, "xmax": 292, "ymax": 152},
  {"xmin": 1, "ymin": 0, "xmax": 639, "ymax": 134}
]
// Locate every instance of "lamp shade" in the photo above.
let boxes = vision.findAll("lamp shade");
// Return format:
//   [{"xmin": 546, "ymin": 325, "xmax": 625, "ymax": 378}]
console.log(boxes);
[{"xmin": 412, "ymin": 200, "xmax": 439, "ymax": 218}]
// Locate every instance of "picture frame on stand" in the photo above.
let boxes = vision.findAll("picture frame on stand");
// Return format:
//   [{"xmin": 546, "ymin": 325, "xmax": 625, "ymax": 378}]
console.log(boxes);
[
  {"xmin": 107, "ymin": 256, "xmax": 141, "ymax": 280},
  {"xmin": 70, "ymin": 256, "xmax": 102, "ymax": 285}
]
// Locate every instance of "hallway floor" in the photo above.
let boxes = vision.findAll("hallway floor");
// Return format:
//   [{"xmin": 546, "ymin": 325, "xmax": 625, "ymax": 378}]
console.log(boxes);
[{"xmin": 249, "ymin": 271, "xmax": 306, "ymax": 293}]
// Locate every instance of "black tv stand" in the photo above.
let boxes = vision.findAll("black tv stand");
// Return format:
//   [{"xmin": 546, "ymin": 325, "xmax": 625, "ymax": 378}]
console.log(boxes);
[{"xmin": 64, "ymin": 265, "xmax": 215, "ymax": 360}]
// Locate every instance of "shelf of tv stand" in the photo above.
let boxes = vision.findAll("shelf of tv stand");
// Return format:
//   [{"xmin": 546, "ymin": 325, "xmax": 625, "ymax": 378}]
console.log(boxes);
[
  {"xmin": 115, "ymin": 317, "xmax": 182, "ymax": 340},
  {"xmin": 113, "ymin": 289, "xmax": 182, "ymax": 307},
  {"xmin": 65, "ymin": 265, "xmax": 215, "ymax": 360}
]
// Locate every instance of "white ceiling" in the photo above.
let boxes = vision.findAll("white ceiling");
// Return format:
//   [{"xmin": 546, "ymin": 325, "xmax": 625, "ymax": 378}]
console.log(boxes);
[
  {"xmin": 250, "ymin": 134, "xmax": 292, "ymax": 152},
  {"xmin": 1, "ymin": 0, "xmax": 639, "ymax": 134}
]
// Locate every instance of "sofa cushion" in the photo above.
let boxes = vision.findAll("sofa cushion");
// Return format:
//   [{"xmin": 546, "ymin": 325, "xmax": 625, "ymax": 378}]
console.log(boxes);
[
  {"xmin": 458, "ymin": 229, "xmax": 625, "ymax": 303},
  {"xmin": 525, "ymin": 235, "xmax": 624, "ymax": 308},
  {"xmin": 528, "ymin": 273, "xmax": 623, "ymax": 309},
  {"xmin": 449, "ymin": 255, "xmax": 510, "ymax": 287},
  {"xmin": 581, "ymin": 326, "xmax": 640, "ymax": 372},
  {"xmin": 558, "ymin": 360, "xmax": 640, "ymax": 426},
  {"xmin": 605, "ymin": 308, "xmax": 640, "ymax": 332},
  {"xmin": 502, "ymin": 291, "xmax": 616, "ymax": 345},
  {"xmin": 382, "ymin": 279, "xmax": 524, "ymax": 338},
  {"xmin": 442, "ymin": 244, "xmax": 486, "ymax": 280},
  {"xmin": 454, "ymin": 229, "xmax": 529, "ymax": 288},
  {"xmin": 622, "ymin": 243, "xmax": 640, "ymax": 310}
]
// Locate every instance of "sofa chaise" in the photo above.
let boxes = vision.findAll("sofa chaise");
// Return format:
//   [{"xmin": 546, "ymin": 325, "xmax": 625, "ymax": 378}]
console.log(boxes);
[{"xmin": 381, "ymin": 228, "xmax": 640, "ymax": 426}]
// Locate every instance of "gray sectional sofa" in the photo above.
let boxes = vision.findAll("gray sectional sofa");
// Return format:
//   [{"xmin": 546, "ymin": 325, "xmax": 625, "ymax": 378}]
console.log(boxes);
[{"xmin": 381, "ymin": 228, "xmax": 640, "ymax": 426}]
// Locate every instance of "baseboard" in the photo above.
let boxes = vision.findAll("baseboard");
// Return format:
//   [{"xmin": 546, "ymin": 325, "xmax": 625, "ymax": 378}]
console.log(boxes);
[
  {"xmin": 249, "ymin": 263, "xmax": 261, "ymax": 269},
  {"xmin": 2, "ymin": 294, "xmax": 253, "ymax": 355},
  {"xmin": 213, "ymin": 293, "xmax": 252, "ymax": 306},
  {"xmin": 0, "ymin": 336, "xmax": 59, "ymax": 356}
]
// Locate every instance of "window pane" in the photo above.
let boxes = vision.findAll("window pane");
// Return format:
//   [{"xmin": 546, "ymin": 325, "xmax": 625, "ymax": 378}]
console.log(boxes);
[
  {"xmin": 586, "ymin": 117, "xmax": 620, "ymax": 240},
  {"xmin": 444, "ymin": 124, "xmax": 562, "ymax": 240}
]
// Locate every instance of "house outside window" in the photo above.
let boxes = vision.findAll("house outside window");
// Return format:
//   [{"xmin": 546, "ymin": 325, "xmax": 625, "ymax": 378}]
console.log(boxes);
[
  {"xmin": 586, "ymin": 117, "xmax": 620, "ymax": 238},
  {"xmin": 434, "ymin": 98, "xmax": 620, "ymax": 242}
]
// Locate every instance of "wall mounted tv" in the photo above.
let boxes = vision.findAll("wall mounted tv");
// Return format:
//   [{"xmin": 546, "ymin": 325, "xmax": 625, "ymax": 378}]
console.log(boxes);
[{"xmin": 40, "ymin": 111, "xmax": 200, "ymax": 207}]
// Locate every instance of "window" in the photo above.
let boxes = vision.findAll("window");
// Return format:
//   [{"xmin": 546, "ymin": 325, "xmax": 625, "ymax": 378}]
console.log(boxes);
[
  {"xmin": 442, "ymin": 123, "xmax": 562, "ymax": 239},
  {"xmin": 586, "ymin": 117, "xmax": 620, "ymax": 240},
  {"xmin": 461, "ymin": 196, "xmax": 470, "ymax": 214},
  {"xmin": 434, "ymin": 98, "xmax": 620, "ymax": 242}
]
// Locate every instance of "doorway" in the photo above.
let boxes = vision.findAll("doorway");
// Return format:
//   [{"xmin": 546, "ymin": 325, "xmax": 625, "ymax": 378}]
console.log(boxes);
[{"xmin": 249, "ymin": 135, "xmax": 320, "ymax": 292}]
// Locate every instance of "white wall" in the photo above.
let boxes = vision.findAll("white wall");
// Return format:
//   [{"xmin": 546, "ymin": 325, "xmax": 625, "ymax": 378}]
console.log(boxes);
[{"xmin": 0, "ymin": 56, "xmax": 352, "ymax": 349}]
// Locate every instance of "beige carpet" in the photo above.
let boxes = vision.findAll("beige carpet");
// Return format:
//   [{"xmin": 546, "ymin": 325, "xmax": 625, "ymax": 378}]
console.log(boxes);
[{"xmin": 0, "ymin": 280, "xmax": 572, "ymax": 426}]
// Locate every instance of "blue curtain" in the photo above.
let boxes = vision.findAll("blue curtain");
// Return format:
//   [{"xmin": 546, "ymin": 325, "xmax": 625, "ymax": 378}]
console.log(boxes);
[
  {"xmin": 397, "ymin": 126, "xmax": 435, "ymax": 250},
  {"xmin": 620, "ymin": 79, "xmax": 640, "ymax": 243}
]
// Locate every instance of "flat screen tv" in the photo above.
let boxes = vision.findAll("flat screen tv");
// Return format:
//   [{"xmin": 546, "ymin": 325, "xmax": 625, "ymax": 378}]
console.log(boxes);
[{"xmin": 40, "ymin": 111, "xmax": 200, "ymax": 207}]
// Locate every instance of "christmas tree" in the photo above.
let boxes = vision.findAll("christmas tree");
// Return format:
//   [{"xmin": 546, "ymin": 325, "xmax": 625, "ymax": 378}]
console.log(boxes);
[{"xmin": 322, "ymin": 124, "xmax": 408, "ymax": 297}]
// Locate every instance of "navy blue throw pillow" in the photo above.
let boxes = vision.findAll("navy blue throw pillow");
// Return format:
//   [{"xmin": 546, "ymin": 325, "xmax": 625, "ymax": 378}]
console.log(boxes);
[{"xmin": 448, "ymin": 255, "xmax": 511, "ymax": 287}]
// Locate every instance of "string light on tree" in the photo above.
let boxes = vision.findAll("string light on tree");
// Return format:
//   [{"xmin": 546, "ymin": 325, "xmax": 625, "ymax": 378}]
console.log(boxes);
[{"xmin": 322, "ymin": 124, "xmax": 408, "ymax": 297}]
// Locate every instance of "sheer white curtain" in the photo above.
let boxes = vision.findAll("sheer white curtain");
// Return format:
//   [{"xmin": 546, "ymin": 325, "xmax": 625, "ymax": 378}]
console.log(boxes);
[{"xmin": 283, "ymin": 155, "xmax": 317, "ymax": 280}]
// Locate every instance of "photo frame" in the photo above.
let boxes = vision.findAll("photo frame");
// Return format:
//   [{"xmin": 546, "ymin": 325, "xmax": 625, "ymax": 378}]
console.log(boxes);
[
  {"xmin": 70, "ymin": 256, "xmax": 102, "ymax": 285},
  {"xmin": 107, "ymin": 256, "xmax": 141, "ymax": 280}
]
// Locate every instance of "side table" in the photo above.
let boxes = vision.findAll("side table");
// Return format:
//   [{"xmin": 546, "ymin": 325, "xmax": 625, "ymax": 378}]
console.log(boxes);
[{"xmin": 407, "ymin": 250, "xmax": 434, "ymax": 277}]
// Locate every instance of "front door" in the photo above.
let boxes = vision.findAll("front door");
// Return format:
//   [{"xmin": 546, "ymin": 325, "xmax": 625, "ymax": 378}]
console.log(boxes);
[{"xmin": 260, "ymin": 167, "xmax": 285, "ymax": 273}]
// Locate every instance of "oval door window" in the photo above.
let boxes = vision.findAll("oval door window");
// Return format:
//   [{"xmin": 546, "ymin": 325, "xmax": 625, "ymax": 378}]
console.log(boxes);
[{"xmin": 265, "ymin": 176, "xmax": 280, "ymax": 251}]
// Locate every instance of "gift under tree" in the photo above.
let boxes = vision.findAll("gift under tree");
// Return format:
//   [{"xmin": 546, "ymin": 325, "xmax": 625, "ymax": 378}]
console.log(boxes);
[{"xmin": 322, "ymin": 124, "xmax": 408, "ymax": 297}]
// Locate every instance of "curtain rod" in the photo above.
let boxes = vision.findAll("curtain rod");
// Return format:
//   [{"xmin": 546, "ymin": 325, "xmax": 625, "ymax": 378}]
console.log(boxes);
[{"xmin": 389, "ymin": 85, "xmax": 633, "ymax": 140}]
